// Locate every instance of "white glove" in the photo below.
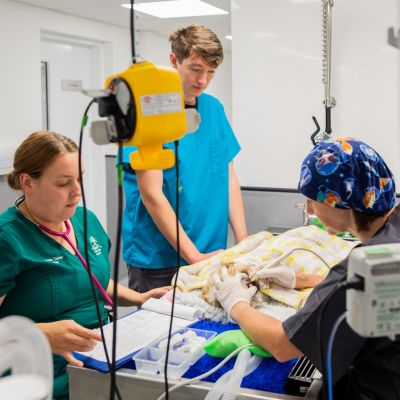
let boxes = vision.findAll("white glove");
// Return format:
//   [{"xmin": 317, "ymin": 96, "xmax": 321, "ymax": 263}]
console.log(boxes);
[
  {"xmin": 213, "ymin": 267, "xmax": 257, "ymax": 320},
  {"xmin": 253, "ymin": 266, "xmax": 296, "ymax": 289}
]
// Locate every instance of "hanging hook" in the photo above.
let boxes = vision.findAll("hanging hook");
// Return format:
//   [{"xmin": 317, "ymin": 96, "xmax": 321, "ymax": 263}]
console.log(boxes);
[
  {"xmin": 310, "ymin": 115, "xmax": 332, "ymax": 145},
  {"xmin": 388, "ymin": 27, "xmax": 400, "ymax": 49},
  {"xmin": 310, "ymin": 116, "xmax": 320, "ymax": 145}
]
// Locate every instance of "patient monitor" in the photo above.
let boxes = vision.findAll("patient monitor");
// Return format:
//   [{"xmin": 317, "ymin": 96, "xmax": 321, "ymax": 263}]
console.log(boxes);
[{"xmin": 347, "ymin": 244, "xmax": 400, "ymax": 340}]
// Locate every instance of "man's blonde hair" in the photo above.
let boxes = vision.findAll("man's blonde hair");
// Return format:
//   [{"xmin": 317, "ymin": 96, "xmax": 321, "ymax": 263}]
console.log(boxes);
[{"xmin": 169, "ymin": 24, "xmax": 223, "ymax": 68}]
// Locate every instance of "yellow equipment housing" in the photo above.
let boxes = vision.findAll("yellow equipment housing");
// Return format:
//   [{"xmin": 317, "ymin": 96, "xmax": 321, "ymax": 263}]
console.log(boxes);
[{"xmin": 105, "ymin": 62, "xmax": 186, "ymax": 170}]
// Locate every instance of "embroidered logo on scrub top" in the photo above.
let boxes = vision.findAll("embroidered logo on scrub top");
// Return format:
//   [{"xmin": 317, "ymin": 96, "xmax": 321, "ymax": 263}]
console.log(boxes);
[
  {"xmin": 89, "ymin": 236, "xmax": 102, "ymax": 256},
  {"xmin": 44, "ymin": 256, "xmax": 64, "ymax": 264}
]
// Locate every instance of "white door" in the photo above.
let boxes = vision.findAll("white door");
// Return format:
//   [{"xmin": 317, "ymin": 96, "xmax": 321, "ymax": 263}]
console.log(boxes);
[{"xmin": 41, "ymin": 37, "xmax": 108, "ymax": 227}]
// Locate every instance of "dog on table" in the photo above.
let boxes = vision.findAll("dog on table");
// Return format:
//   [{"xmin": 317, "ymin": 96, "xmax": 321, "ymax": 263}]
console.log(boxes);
[
  {"xmin": 200, "ymin": 261, "xmax": 325, "ymax": 308},
  {"xmin": 200, "ymin": 262, "xmax": 263, "ymax": 308}
]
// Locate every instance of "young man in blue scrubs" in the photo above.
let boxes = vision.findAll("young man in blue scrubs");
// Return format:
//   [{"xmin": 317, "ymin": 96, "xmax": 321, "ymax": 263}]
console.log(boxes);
[{"xmin": 122, "ymin": 25, "xmax": 248, "ymax": 292}]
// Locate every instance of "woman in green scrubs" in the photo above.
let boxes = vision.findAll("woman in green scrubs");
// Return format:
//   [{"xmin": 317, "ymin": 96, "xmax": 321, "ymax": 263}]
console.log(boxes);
[{"xmin": 0, "ymin": 131, "xmax": 171, "ymax": 399}]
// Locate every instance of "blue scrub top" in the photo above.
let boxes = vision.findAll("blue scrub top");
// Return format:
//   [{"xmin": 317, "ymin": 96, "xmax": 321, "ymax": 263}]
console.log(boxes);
[{"xmin": 121, "ymin": 93, "xmax": 240, "ymax": 268}]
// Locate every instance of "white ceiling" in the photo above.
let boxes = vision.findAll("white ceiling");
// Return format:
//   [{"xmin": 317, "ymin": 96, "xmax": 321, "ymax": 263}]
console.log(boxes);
[{"xmin": 13, "ymin": 0, "xmax": 232, "ymax": 46}]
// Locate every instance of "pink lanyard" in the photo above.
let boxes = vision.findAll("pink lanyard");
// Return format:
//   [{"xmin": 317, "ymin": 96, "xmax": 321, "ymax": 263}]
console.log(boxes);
[{"xmin": 38, "ymin": 220, "xmax": 113, "ymax": 307}]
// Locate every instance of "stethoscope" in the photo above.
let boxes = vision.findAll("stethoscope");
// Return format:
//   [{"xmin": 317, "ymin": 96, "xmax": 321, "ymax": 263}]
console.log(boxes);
[{"xmin": 15, "ymin": 197, "xmax": 113, "ymax": 307}]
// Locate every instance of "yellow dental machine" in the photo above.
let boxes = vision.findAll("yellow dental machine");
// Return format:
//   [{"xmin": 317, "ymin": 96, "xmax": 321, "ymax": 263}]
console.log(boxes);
[{"xmin": 87, "ymin": 61, "xmax": 200, "ymax": 170}]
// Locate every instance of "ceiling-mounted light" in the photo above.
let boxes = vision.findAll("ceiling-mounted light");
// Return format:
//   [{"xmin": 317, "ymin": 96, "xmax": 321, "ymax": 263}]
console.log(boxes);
[{"xmin": 122, "ymin": 0, "xmax": 228, "ymax": 18}]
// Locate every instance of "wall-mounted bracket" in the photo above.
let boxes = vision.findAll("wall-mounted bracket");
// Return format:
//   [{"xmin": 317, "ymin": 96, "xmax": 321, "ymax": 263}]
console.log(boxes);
[{"xmin": 388, "ymin": 27, "xmax": 400, "ymax": 49}]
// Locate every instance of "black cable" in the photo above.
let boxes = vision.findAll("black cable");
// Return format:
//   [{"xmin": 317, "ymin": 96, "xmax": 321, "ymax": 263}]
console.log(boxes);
[
  {"xmin": 164, "ymin": 140, "xmax": 181, "ymax": 400},
  {"xmin": 317, "ymin": 276, "xmax": 364, "ymax": 400},
  {"xmin": 109, "ymin": 144, "xmax": 124, "ymax": 400},
  {"xmin": 108, "ymin": 0, "xmax": 136, "ymax": 396},
  {"xmin": 317, "ymin": 279, "xmax": 345, "ymax": 400},
  {"xmin": 79, "ymin": 100, "xmax": 122, "ymax": 400},
  {"xmin": 130, "ymin": 0, "xmax": 136, "ymax": 64},
  {"xmin": 325, "ymin": 106, "xmax": 332, "ymax": 135}
]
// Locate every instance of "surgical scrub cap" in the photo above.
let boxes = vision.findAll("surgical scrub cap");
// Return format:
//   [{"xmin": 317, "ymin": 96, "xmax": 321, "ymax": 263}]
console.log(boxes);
[{"xmin": 298, "ymin": 137, "xmax": 396, "ymax": 214}]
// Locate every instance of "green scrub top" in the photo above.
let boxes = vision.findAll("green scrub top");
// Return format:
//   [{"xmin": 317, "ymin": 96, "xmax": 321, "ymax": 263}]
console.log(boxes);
[{"xmin": 0, "ymin": 205, "xmax": 110, "ymax": 399}]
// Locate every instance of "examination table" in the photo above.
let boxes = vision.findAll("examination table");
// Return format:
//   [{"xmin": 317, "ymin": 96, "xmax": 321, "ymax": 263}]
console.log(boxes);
[{"xmin": 68, "ymin": 320, "xmax": 322, "ymax": 399}]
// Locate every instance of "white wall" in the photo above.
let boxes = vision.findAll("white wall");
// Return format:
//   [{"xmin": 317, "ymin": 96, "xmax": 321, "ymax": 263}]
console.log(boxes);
[
  {"xmin": 0, "ymin": 0, "xmax": 232, "ymax": 227},
  {"xmin": 0, "ymin": 1, "xmax": 232, "ymax": 147},
  {"xmin": 208, "ymin": 49, "xmax": 232, "ymax": 122},
  {"xmin": 232, "ymin": 0, "xmax": 400, "ymax": 189},
  {"xmin": 0, "ymin": 0, "xmax": 131, "ymax": 226},
  {"xmin": 0, "ymin": 1, "xmax": 131, "ymax": 145},
  {"xmin": 139, "ymin": 30, "xmax": 232, "ymax": 122}
]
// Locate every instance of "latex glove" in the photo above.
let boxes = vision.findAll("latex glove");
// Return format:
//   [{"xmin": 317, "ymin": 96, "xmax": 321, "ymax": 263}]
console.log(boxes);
[
  {"xmin": 213, "ymin": 267, "xmax": 257, "ymax": 319},
  {"xmin": 253, "ymin": 266, "xmax": 296, "ymax": 289}
]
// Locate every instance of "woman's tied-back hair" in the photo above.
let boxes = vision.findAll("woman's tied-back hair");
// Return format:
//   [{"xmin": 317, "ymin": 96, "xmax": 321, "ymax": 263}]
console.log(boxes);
[
  {"xmin": 7, "ymin": 131, "xmax": 78, "ymax": 191},
  {"xmin": 169, "ymin": 24, "xmax": 223, "ymax": 68}
]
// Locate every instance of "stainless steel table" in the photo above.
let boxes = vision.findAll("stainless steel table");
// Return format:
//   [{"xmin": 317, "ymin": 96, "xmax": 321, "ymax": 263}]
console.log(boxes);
[{"xmin": 68, "ymin": 365, "xmax": 321, "ymax": 400}]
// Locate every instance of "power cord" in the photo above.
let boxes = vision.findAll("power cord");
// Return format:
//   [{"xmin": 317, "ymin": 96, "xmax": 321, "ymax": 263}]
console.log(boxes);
[
  {"xmin": 326, "ymin": 311, "xmax": 347, "ymax": 400},
  {"xmin": 109, "ymin": 143, "xmax": 124, "ymax": 399},
  {"xmin": 163, "ymin": 140, "xmax": 181, "ymax": 400},
  {"xmin": 317, "ymin": 275, "xmax": 364, "ymax": 400},
  {"xmin": 130, "ymin": 0, "xmax": 136, "ymax": 64},
  {"xmin": 108, "ymin": 0, "xmax": 136, "ymax": 396},
  {"xmin": 79, "ymin": 100, "xmax": 122, "ymax": 400}
]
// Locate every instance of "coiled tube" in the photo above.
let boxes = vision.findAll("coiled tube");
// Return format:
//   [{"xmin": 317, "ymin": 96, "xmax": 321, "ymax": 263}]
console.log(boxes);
[
  {"xmin": 204, "ymin": 351, "xmax": 263, "ymax": 400},
  {"xmin": 221, "ymin": 350, "xmax": 252, "ymax": 400}
]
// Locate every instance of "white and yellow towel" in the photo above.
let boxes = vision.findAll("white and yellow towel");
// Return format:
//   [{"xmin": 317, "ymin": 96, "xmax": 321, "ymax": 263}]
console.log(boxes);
[{"xmin": 175, "ymin": 226, "xmax": 357, "ymax": 309}]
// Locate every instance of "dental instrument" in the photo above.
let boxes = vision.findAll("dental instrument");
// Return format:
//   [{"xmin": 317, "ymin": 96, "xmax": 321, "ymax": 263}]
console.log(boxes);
[{"xmin": 250, "ymin": 247, "xmax": 330, "ymax": 282}]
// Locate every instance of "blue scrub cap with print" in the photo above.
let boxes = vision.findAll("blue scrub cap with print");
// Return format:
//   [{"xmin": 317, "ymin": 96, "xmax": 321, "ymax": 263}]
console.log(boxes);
[{"xmin": 298, "ymin": 137, "xmax": 396, "ymax": 214}]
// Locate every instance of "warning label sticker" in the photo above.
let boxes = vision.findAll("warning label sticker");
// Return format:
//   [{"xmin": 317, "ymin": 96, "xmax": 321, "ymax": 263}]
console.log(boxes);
[{"xmin": 140, "ymin": 92, "xmax": 182, "ymax": 116}]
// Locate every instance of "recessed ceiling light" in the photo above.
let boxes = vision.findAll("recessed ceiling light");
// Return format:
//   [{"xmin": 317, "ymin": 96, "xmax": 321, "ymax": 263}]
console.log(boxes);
[
  {"xmin": 122, "ymin": 0, "xmax": 228, "ymax": 18},
  {"xmin": 225, "ymin": 35, "xmax": 232, "ymax": 40}
]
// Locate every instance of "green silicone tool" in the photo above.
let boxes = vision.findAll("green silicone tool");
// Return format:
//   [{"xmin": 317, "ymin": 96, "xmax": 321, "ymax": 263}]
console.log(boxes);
[{"xmin": 203, "ymin": 329, "xmax": 272, "ymax": 358}]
